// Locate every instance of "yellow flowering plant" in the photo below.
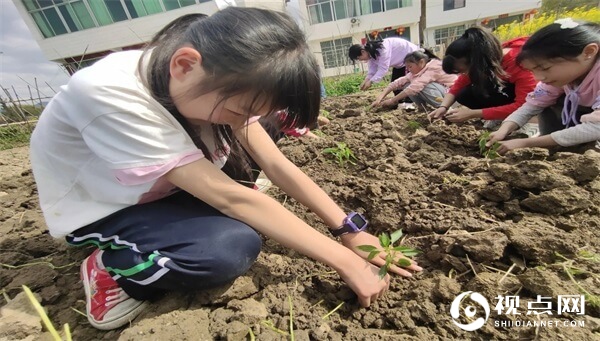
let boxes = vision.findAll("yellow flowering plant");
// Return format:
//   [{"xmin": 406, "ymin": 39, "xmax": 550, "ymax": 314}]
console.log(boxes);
[{"xmin": 495, "ymin": 6, "xmax": 600, "ymax": 42}]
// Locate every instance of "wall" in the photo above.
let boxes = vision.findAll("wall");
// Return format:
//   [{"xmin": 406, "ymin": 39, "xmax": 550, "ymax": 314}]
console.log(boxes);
[
  {"xmin": 425, "ymin": 0, "xmax": 538, "ymax": 28},
  {"xmin": 12, "ymin": 1, "xmax": 219, "ymax": 62}
]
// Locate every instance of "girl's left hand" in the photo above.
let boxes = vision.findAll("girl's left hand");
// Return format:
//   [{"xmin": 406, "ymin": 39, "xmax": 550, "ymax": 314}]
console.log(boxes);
[
  {"xmin": 340, "ymin": 231, "xmax": 423, "ymax": 277},
  {"xmin": 445, "ymin": 107, "xmax": 478, "ymax": 123}
]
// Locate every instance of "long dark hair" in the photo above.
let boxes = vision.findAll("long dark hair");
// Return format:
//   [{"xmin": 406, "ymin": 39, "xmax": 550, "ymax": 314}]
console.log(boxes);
[
  {"xmin": 517, "ymin": 20, "xmax": 600, "ymax": 63},
  {"xmin": 404, "ymin": 48, "xmax": 439, "ymax": 64},
  {"xmin": 139, "ymin": 8, "xmax": 321, "ymax": 179},
  {"xmin": 348, "ymin": 39, "xmax": 384, "ymax": 61},
  {"xmin": 442, "ymin": 26, "xmax": 506, "ymax": 97}
]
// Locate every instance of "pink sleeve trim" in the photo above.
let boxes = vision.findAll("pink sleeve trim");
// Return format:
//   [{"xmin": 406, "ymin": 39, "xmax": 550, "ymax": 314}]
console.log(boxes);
[{"xmin": 113, "ymin": 150, "xmax": 205, "ymax": 186}]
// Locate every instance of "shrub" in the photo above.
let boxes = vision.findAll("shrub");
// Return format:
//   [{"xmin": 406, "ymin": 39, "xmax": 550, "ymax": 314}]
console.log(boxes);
[
  {"xmin": 323, "ymin": 73, "xmax": 388, "ymax": 97},
  {"xmin": 495, "ymin": 6, "xmax": 600, "ymax": 42},
  {"xmin": 0, "ymin": 124, "xmax": 33, "ymax": 150}
]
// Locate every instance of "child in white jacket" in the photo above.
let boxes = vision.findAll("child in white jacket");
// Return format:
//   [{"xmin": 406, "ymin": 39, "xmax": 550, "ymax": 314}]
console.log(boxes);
[{"xmin": 372, "ymin": 50, "xmax": 458, "ymax": 108}]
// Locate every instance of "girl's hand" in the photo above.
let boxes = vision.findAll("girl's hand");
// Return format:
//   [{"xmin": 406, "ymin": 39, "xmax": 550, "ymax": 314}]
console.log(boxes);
[
  {"xmin": 445, "ymin": 107, "xmax": 478, "ymax": 123},
  {"xmin": 340, "ymin": 232, "xmax": 422, "ymax": 277},
  {"xmin": 428, "ymin": 107, "xmax": 448, "ymax": 121},
  {"xmin": 360, "ymin": 80, "xmax": 372, "ymax": 91},
  {"xmin": 337, "ymin": 259, "xmax": 390, "ymax": 307},
  {"xmin": 486, "ymin": 129, "xmax": 509, "ymax": 147},
  {"xmin": 371, "ymin": 94, "xmax": 386, "ymax": 108},
  {"xmin": 381, "ymin": 99, "xmax": 397, "ymax": 108},
  {"xmin": 497, "ymin": 139, "xmax": 529, "ymax": 155}
]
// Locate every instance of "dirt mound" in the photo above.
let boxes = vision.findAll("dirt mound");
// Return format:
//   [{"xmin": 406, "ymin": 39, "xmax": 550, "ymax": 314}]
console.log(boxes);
[{"xmin": 1, "ymin": 92, "xmax": 599, "ymax": 340}]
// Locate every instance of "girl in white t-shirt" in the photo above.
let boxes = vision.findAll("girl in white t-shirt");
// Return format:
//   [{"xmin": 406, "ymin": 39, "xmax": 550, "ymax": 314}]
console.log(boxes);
[{"xmin": 30, "ymin": 8, "xmax": 421, "ymax": 330}]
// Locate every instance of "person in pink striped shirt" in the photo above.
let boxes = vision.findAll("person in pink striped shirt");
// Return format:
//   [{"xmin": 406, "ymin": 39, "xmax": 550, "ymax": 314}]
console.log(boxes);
[{"xmin": 371, "ymin": 50, "xmax": 458, "ymax": 109}]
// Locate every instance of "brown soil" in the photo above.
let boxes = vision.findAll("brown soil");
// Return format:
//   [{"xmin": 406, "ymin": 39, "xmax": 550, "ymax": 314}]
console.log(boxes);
[{"xmin": 1, "ymin": 93, "xmax": 599, "ymax": 340}]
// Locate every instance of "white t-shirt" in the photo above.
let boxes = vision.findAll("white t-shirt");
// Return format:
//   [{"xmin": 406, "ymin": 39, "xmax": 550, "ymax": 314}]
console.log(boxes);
[{"xmin": 30, "ymin": 51, "xmax": 256, "ymax": 238}]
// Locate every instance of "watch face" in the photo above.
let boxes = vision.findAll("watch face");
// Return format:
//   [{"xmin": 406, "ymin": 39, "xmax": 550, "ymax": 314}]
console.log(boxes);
[{"xmin": 350, "ymin": 214, "xmax": 367, "ymax": 229}]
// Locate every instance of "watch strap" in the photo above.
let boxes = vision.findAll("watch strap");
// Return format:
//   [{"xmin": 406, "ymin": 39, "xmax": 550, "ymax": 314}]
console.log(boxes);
[{"xmin": 331, "ymin": 224, "xmax": 353, "ymax": 237}]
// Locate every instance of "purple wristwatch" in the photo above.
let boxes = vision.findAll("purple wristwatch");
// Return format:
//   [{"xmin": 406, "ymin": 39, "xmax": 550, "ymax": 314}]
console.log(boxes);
[{"xmin": 331, "ymin": 212, "xmax": 368, "ymax": 237}]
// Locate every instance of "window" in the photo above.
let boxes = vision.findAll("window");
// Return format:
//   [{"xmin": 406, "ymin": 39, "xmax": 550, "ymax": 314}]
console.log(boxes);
[
  {"xmin": 434, "ymin": 25, "xmax": 465, "ymax": 45},
  {"xmin": 443, "ymin": 0, "xmax": 465, "ymax": 11},
  {"xmin": 361, "ymin": 0, "xmax": 383, "ymax": 15},
  {"xmin": 22, "ymin": 0, "xmax": 205, "ymax": 38},
  {"xmin": 307, "ymin": 0, "xmax": 334, "ymax": 24},
  {"xmin": 320, "ymin": 37, "xmax": 353, "ymax": 69},
  {"xmin": 332, "ymin": 0, "xmax": 357, "ymax": 20},
  {"xmin": 385, "ymin": 0, "xmax": 411, "ymax": 11},
  {"xmin": 307, "ymin": 0, "xmax": 411, "ymax": 25}
]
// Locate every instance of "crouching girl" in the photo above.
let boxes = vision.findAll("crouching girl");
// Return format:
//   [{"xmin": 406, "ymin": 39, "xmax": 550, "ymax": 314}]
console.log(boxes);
[
  {"xmin": 30, "ymin": 8, "xmax": 421, "ymax": 330},
  {"xmin": 371, "ymin": 50, "xmax": 457, "ymax": 108},
  {"xmin": 487, "ymin": 19, "xmax": 600, "ymax": 154}
]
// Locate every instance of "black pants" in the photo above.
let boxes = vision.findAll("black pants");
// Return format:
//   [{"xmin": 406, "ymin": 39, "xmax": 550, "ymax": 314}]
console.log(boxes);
[
  {"xmin": 538, "ymin": 96, "xmax": 592, "ymax": 135},
  {"xmin": 391, "ymin": 66, "xmax": 408, "ymax": 99},
  {"xmin": 67, "ymin": 191, "xmax": 262, "ymax": 301},
  {"xmin": 455, "ymin": 82, "xmax": 516, "ymax": 110}
]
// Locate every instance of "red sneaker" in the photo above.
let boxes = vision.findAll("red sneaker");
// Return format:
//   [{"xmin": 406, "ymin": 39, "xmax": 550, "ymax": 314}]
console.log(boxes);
[{"xmin": 80, "ymin": 249, "xmax": 147, "ymax": 330}]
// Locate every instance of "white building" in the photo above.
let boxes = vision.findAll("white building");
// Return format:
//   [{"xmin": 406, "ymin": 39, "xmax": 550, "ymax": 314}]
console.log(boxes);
[{"xmin": 12, "ymin": 0, "xmax": 539, "ymax": 77}]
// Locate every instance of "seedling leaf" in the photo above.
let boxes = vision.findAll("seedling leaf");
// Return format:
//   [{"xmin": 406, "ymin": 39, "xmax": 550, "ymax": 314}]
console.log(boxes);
[
  {"xmin": 397, "ymin": 258, "xmax": 412, "ymax": 267},
  {"xmin": 478, "ymin": 131, "xmax": 501, "ymax": 159},
  {"xmin": 378, "ymin": 265, "xmax": 388, "ymax": 279},
  {"xmin": 322, "ymin": 142, "xmax": 358, "ymax": 167},
  {"xmin": 379, "ymin": 233, "xmax": 391, "ymax": 248},
  {"xmin": 390, "ymin": 230, "xmax": 403, "ymax": 244},
  {"xmin": 358, "ymin": 229, "xmax": 420, "ymax": 279},
  {"xmin": 368, "ymin": 250, "xmax": 380, "ymax": 260},
  {"xmin": 357, "ymin": 245, "xmax": 378, "ymax": 252}
]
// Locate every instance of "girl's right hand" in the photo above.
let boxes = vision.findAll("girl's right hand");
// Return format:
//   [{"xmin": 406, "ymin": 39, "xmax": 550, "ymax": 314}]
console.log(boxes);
[
  {"xmin": 486, "ymin": 129, "xmax": 509, "ymax": 147},
  {"xmin": 360, "ymin": 80, "xmax": 372, "ymax": 91},
  {"xmin": 337, "ymin": 258, "xmax": 391, "ymax": 307},
  {"xmin": 428, "ymin": 107, "xmax": 448, "ymax": 121},
  {"xmin": 486, "ymin": 122, "xmax": 519, "ymax": 147},
  {"xmin": 371, "ymin": 94, "xmax": 386, "ymax": 107}
]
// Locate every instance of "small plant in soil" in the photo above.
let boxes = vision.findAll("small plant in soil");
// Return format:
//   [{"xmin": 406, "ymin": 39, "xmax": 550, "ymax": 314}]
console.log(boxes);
[
  {"xmin": 322, "ymin": 142, "xmax": 357, "ymax": 167},
  {"xmin": 312, "ymin": 129, "xmax": 326, "ymax": 137},
  {"xmin": 554, "ymin": 252, "xmax": 600, "ymax": 309},
  {"xmin": 406, "ymin": 120, "xmax": 422, "ymax": 131},
  {"xmin": 320, "ymin": 109, "xmax": 332, "ymax": 119},
  {"xmin": 357, "ymin": 229, "xmax": 420, "ymax": 279},
  {"xmin": 478, "ymin": 131, "xmax": 500, "ymax": 159}
]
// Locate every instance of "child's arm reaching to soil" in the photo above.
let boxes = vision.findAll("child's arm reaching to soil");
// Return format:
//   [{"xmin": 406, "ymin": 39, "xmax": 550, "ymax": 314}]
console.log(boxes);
[{"xmin": 167, "ymin": 122, "xmax": 422, "ymax": 307}]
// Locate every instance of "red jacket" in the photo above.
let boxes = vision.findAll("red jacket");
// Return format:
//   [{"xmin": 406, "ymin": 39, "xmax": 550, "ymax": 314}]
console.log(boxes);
[{"xmin": 448, "ymin": 37, "xmax": 537, "ymax": 120}]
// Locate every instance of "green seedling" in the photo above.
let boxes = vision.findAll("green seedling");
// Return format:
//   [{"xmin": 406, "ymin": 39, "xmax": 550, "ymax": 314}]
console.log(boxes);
[
  {"xmin": 322, "ymin": 142, "xmax": 357, "ymax": 167},
  {"xmin": 478, "ymin": 131, "xmax": 500, "ymax": 159},
  {"xmin": 554, "ymin": 252, "xmax": 600, "ymax": 309},
  {"xmin": 357, "ymin": 229, "xmax": 420, "ymax": 279},
  {"xmin": 312, "ymin": 129, "xmax": 326, "ymax": 137},
  {"xmin": 320, "ymin": 109, "xmax": 332, "ymax": 119},
  {"xmin": 578, "ymin": 250, "xmax": 600, "ymax": 262},
  {"xmin": 406, "ymin": 120, "xmax": 422, "ymax": 131}
]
